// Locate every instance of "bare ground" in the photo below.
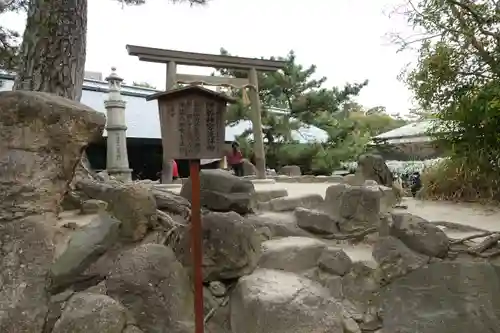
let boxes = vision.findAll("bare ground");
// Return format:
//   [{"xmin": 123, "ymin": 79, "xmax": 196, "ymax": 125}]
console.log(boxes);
[{"xmin": 255, "ymin": 182, "xmax": 500, "ymax": 232}]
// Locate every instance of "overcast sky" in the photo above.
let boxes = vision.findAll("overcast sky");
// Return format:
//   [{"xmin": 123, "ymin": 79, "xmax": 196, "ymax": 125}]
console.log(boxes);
[{"xmin": 2, "ymin": 0, "xmax": 417, "ymax": 116}]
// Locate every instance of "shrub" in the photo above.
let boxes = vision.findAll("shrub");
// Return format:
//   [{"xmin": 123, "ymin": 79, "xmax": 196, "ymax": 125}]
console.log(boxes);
[
  {"xmin": 268, "ymin": 143, "xmax": 335, "ymax": 175},
  {"xmin": 240, "ymin": 142, "xmax": 339, "ymax": 175},
  {"xmin": 419, "ymin": 157, "xmax": 500, "ymax": 202},
  {"xmin": 340, "ymin": 159, "xmax": 442, "ymax": 177}
]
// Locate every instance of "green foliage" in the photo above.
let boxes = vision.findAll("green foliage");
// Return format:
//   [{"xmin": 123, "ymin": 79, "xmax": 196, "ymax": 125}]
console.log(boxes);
[
  {"xmin": 394, "ymin": 0, "xmax": 500, "ymax": 201},
  {"xmin": 218, "ymin": 49, "xmax": 406, "ymax": 174},
  {"xmin": 348, "ymin": 104, "xmax": 407, "ymax": 136},
  {"xmin": 343, "ymin": 158, "xmax": 442, "ymax": 177},
  {"xmin": 0, "ymin": 0, "xmax": 26, "ymax": 71},
  {"xmin": 218, "ymin": 49, "xmax": 371, "ymax": 173},
  {"xmin": 407, "ymin": 108, "xmax": 434, "ymax": 121},
  {"xmin": 420, "ymin": 157, "xmax": 500, "ymax": 202}
]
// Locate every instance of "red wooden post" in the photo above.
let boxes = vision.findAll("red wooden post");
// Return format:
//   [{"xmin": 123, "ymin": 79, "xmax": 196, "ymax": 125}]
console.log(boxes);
[
  {"xmin": 190, "ymin": 159, "xmax": 204, "ymax": 333},
  {"xmin": 146, "ymin": 86, "xmax": 236, "ymax": 333}
]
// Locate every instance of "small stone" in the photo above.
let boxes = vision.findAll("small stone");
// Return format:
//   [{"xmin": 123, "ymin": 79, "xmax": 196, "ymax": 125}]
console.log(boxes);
[
  {"xmin": 50, "ymin": 213, "xmax": 121, "ymax": 291},
  {"xmin": 180, "ymin": 169, "xmax": 256, "ymax": 215},
  {"xmin": 62, "ymin": 222, "xmax": 79, "ymax": 230},
  {"xmin": 342, "ymin": 299, "xmax": 364, "ymax": 322},
  {"xmin": 258, "ymin": 237, "xmax": 326, "ymax": 273},
  {"xmin": 268, "ymin": 194, "xmax": 324, "ymax": 212},
  {"xmin": 254, "ymin": 188, "xmax": 288, "ymax": 202},
  {"xmin": 209, "ymin": 281, "xmax": 227, "ymax": 297},
  {"xmin": 390, "ymin": 212, "xmax": 449, "ymax": 258},
  {"xmin": 173, "ymin": 211, "xmax": 261, "ymax": 281},
  {"xmin": 80, "ymin": 199, "xmax": 108, "ymax": 215},
  {"xmin": 123, "ymin": 326, "xmax": 144, "ymax": 333},
  {"xmin": 84, "ymin": 281, "xmax": 107, "ymax": 295},
  {"xmin": 50, "ymin": 290, "xmax": 74, "ymax": 303},
  {"xmin": 278, "ymin": 165, "xmax": 302, "ymax": 176},
  {"xmin": 315, "ymin": 270, "xmax": 343, "ymax": 299},
  {"xmin": 372, "ymin": 236, "xmax": 429, "ymax": 286},
  {"xmin": 295, "ymin": 207, "xmax": 339, "ymax": 234},
  {"xmin": 343, "ymin": 316, "xmax": 362, "ymax": 333},
  {"xmin": 341, "ymin": 262, "xmax": 379, "ymax": 315},
  {"xmin": 318, "ymin": 247, "xmax": 353, "ymax": 276},
  {"xmin": 359, "ymin": 316, "xmax": 383, "ymax": 331},
  {"xmin": 52, "ymin": 293, "xmax": 127, "ymax": 333}
]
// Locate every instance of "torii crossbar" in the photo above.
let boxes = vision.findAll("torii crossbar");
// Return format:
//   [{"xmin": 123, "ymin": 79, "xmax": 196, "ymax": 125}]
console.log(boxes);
[{"xmin": 126, "ymin": 44, "xmax": 287, "ymax": 182}]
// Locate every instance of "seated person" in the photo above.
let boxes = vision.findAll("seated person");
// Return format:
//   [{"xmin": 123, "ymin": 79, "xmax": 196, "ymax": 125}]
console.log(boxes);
[
  {"xmin": 410, "ymin": 171, "xmax": 422, "ymax": 197},
  {"xmin": 226, "ymin": 141, "xmax": 244, "ymax": 177},
  {"xmin": 172, "ymin": 159, "xmax": 179, "ymax": 180}
]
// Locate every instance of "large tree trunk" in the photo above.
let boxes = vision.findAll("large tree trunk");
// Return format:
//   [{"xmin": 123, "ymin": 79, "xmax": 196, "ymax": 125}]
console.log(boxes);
[
  {"xmin": 13, "ymin": 0, "xmax": 90, "ymax": 214},
  {"xmin": 14, "ymin": 0, "xmax": 87, "ymax": 101}
]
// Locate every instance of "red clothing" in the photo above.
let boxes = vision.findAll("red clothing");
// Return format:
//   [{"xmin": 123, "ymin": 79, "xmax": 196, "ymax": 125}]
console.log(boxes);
[
  {"xmin": 227, "ymin": 150, "xmax": 243, "ymax": 165},
  {"xmin": 172, "ymin": 160, "xmax": 179, "ymax": 177}
]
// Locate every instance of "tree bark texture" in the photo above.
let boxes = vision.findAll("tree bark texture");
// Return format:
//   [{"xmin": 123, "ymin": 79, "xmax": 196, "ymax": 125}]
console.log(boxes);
[{"xmin": 14, "ymin": 0, "xmax": 87, "ymax": 102}]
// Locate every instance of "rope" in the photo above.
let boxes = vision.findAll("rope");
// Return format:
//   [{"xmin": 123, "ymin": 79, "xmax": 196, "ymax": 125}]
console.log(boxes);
[{"xmin": 176, "ymin": 79, "xmax": 256, "ymax": 90}]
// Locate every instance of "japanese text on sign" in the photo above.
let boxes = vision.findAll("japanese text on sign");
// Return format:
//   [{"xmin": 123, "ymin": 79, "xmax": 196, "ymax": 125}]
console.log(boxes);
[
  {"xmin": 214, "ymin": 103, "xmax": 224, "ymax": 150},
  {"xmin": 178, "ymin": 100, "xmax": 186, "ymax": 155},
  {"xmin": 206, "ymin": 101, "xmax": 216, "ymax": 152},
  {"xmin": 193, "ymin": 100, "xmax": 202, "ymax": 154}
]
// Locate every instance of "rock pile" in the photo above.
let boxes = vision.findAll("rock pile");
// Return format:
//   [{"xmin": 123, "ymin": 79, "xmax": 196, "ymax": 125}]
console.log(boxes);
[
  {"xmin": 346, "ymin": 154, "xmax": 405, "ymax": 202},
  {"xmin": 3, "ymin": 91, "xmax": 500, "ymax": 333}
]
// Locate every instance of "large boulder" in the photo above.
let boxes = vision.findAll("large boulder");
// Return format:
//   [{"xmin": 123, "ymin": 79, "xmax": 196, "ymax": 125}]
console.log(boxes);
[
  {"xmin": 278, "ymin": 165, "xmax": 302, "ymax": 176},
  {"xmin": 254, "ymin": 188, "xmax": 288, "ymax": 203},
  {"xmin": 51, "ymin": 292, "xmax": 127, "ymax": 333},
  {"xmin": 318, "ymin": 247, "xmax": 353, "ymax": 276},
  {"xmin": 356, "ymin": 154, "xmax": 393, "ymax": 188},
  {"xmin": 242, "ymin": 159, "xmax": 257, "ymax": 176},
  {"xmin": 0, "ymin": 216, "xmax": 55, "ymax": 332},
  {"xmin": 245, "ymin": 212, "xmax": 311, "ymax": 238},
  {"xmin": 76, "ymin": 180, "xmax": 157, "ymax": 242},
  {"xmin": 173, "ymin": 211, "xmax": 261, "ymax": 281},
  {"xmin": 231, "ymin": 269, "xmax": 344, "ymax": 333},
  {"xmin": 372, "ymin": 236, "xmax": 429, "ymax": 286},
  {"xmin": 106, "ymin": 244, "xmax": 194, "ymax": 333},
  {"xmin": 50, "ymin": 213, "xmax": 121, "ymax": 291},
  {"xmin": 203, "ymin": 287, "xmax": 231, "ymax": 333},
  {"xmin": 266, "ymin": 193, "xmax": 324, "ymax": 212},
  {"xmin": 357, "ymin": 154, "xmax": 404, "ymax": 202},
  {"xmin": 380, "ymin": 261, "xmax": 500, "ymax": 333},
  {"xmin": 324, "ymin": 183, "xmax": 394, "ymax": 229},
  {"xmin": 295, "ymin": 207, "xmax": 339, "ymax": 234},
  {"xmin": 324, "ymin": 183, "xmax": 349, "ymax": 214},
  {"xmin": 80, "ymin": 199, "xmax": 107, "ymax": 214},
  {"xmin": 341, "ymin": 262, "xmax": 379, "ymax": 316},
  {"xmin": 180, "ymin": 169, "xmax": 256, "ymax": 215},
  {"xmin": 153, "ymin": 188, "xmax": 191, "ymax": 217},
  {"xmin": 390, "ymin": 212, "xmax": 449, "ymax": 258},
  {"xmin": 0, "ymin": 91, "xmax": 105, "ymax": 219},
  {"xmin": 257, "ymin": 237, "xmax": 326, "ymax": 273}
]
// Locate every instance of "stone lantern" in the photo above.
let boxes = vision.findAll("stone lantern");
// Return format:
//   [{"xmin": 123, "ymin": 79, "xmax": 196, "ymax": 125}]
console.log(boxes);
[{"xmin": 104, "ymin": 67, "xmax": 132, "ymax": 181}]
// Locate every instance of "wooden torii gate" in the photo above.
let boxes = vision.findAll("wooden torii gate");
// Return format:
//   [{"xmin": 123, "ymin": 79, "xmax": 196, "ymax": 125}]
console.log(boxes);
[{"xmin": 126, "ymin": 45, "xmax": 287, "ymax": 182}]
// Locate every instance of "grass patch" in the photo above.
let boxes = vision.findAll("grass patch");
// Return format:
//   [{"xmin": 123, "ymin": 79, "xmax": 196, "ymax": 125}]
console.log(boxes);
[{"xmin": 419, "ymin": 157, "xmax": 500, "ymax": 203}]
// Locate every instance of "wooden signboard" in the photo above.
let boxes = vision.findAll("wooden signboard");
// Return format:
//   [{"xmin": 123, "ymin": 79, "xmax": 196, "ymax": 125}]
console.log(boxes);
[{"xmin": 146, "ymin": 86, "xmax": 236, "ymax": 160}]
